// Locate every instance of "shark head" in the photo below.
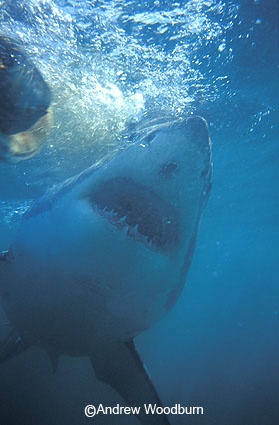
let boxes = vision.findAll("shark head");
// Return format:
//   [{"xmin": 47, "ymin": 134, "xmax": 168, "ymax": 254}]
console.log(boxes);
[
  {"xmin": 74, "ymin": 116, "xmax": 211, "ymax": 250},
  {"xmin": 74, "ymin": 116, "xmax": 212, "ymax": 267}
]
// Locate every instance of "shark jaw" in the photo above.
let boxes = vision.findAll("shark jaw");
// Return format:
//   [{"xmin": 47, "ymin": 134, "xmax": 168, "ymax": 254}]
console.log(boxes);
[{"xmin": 88, "ymin": 176, "xmax": 180, "ymax": 254}]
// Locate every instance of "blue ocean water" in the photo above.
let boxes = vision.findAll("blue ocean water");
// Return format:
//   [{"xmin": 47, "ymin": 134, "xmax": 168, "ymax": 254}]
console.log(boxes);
[{"xmin": 0, "ymin": 1, "xmax": 278, "ymax": 424}]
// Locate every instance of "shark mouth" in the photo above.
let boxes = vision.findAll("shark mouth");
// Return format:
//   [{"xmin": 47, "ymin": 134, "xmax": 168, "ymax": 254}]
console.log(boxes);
[{"xmin": 89, "ymin": 176, "xmax": 179, "ymax": 253}]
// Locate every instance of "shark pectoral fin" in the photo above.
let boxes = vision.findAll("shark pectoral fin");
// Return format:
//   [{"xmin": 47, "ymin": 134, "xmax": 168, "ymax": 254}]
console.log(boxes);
[
  {"xmin": 0, "ymin": 322, "xmax": 28, "ymax": 364},
  {"xmin": 90, "ymin": 340, "xmax": 170, "ymax": 425}
]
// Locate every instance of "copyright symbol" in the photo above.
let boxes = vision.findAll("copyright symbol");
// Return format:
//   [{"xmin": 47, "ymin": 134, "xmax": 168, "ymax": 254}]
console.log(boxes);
[{"xmin": 85, "ymin": 405, "xmax": 96, "ymax": 417}]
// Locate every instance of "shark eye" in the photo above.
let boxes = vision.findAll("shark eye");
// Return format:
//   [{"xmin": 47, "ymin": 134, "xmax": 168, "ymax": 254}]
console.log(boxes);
[{"xmin": 160, "ymin": 161, "xmax": 177, "ymax": 177}]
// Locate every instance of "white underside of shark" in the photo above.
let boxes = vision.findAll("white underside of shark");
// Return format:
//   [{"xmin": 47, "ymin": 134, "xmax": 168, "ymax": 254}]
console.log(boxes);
[{"xmin": 0, "ymin": 116, "xmax": 212, "ymax": 425}]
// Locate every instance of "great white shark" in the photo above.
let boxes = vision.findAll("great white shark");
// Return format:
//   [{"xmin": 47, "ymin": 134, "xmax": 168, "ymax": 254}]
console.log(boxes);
[{"xmin": 0, "ymin": 116, "xmax": 212, "ymax": 425}]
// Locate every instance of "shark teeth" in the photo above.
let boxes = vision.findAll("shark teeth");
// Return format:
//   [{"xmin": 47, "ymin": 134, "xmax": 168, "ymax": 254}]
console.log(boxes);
[
  {"xmin": 127, "ymin": 224, "xmax": 138, "ymax": 237},
  {"xmin": 94, "ymin": 204, "xmax": 156, "ymax": 250},
  {"xmin": 133, "ymin": 224, "xmax": 139, "ymax": 233},
  {"xmin": 119, "ymin": 216, "xmax": 127, "ymax": 224}
]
